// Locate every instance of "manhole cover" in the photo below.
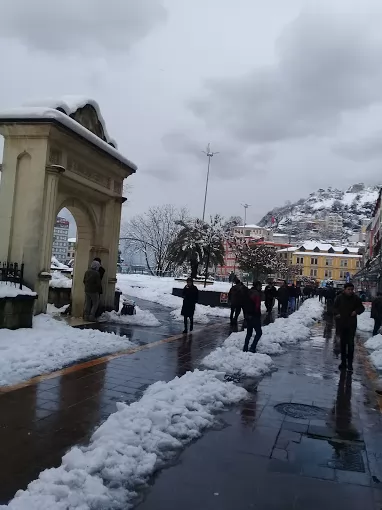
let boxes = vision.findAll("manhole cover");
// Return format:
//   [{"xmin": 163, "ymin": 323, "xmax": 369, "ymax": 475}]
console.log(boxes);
[{"xmin": 274, "ymin": 403, "xmax": 327, "ymax": 420}]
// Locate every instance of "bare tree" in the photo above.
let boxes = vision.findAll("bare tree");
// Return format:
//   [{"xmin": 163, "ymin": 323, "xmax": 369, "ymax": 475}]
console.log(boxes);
[{"xmin": 120, "ymin": 205, "xmax": 188, "ymax": 276}]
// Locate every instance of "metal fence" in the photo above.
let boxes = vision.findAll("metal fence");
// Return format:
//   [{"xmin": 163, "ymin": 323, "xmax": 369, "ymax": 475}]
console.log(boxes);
[{"xmin": 0, "ymin": 262, "xmax": 24, "ymax": 289}]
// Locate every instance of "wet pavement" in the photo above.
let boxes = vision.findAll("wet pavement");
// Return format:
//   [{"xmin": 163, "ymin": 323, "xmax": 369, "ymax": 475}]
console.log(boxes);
[
  {"xmin": 135, "ymin": 312, "xmax": 382, "ymax": 510},
  {"xmin": 1, "ymin": 302, "xmax": 382, "ymax": 509}
]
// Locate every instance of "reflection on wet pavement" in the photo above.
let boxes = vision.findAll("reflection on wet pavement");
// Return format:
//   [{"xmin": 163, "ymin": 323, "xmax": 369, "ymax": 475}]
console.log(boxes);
[{"xmin": 1, "ymin": 302, "xmax": 382, "ymax": 509}]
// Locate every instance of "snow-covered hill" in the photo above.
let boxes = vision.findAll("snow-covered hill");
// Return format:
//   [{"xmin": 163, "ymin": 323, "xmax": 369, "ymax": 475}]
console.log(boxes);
[{"xmin": 259, "ymin": 183, "xmax": 380, "ymax": 241}]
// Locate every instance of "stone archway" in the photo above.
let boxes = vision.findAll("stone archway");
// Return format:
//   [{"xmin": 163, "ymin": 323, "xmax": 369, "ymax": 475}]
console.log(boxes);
[{"xmin": 0, "ymin": 97, "xmax": 136, "ymax": 315}]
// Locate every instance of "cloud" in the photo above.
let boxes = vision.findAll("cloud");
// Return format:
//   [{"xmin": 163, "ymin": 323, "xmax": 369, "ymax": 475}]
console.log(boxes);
[
  {"xmin": 159, "ymin": 131, "xmax": 273, "ymax": 181},
  {"xmin": 0, "ymin": 0, "xmax": 167, "ymax": 55},
  {"xmin": 189, "ymin": 8, "xmax": 382, "ymax": 143},
  {"xmin": 334, "ymin": 132, "xmax": 382, "ymax": 161}
]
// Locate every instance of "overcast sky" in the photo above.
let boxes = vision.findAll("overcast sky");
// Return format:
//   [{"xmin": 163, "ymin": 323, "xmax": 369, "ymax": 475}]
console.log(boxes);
[{"xmin": 1, "ymin": 0, "xmax": 382, "ymax": 225}]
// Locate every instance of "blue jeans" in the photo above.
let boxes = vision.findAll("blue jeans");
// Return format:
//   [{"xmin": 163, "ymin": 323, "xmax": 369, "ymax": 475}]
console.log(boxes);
[
  {"xmin": 243, "ymin": 316, "xmax": 262, "ymax": 352},
  {"xmin": 289, "ymin": 297, "xmax": 296, "ymax": 312}
]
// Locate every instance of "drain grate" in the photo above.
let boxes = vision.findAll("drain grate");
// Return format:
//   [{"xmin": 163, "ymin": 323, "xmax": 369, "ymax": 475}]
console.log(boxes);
[{"xmin": 275, "ymin": 403, "xmax": 328, "ymax": 420}]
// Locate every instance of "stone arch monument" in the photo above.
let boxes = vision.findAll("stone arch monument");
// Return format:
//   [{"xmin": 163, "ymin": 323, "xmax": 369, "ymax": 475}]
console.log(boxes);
[{"xmin": 0, "ymin": 96, "xmax": 136, "ymax": 316}]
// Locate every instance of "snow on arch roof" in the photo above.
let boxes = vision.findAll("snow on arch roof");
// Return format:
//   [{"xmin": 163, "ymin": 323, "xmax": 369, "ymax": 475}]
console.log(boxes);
[
  {"xmin": 0, "ymin": 96, "xmax": 137, "ymax": 171},
  {"xmin": 23, "ymin": 96, "xmax": 118, "ymax": 147}
]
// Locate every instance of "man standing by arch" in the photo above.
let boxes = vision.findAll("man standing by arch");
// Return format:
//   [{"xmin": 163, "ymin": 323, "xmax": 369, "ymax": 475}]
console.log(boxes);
[{"xmin": 83, "ymin": 260, "xmax": 103, "ymax": 321}]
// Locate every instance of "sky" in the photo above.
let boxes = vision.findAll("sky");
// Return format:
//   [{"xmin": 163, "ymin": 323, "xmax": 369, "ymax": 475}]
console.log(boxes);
[{"xmin": 1, "ymin": 0, "xmax": 382, "ymax": 227}]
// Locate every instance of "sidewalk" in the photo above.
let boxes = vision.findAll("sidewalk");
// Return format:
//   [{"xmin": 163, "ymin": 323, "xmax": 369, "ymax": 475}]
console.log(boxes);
[{"xmin": 136, "ymin": 312, "xmax": 382, "ymax": 510}]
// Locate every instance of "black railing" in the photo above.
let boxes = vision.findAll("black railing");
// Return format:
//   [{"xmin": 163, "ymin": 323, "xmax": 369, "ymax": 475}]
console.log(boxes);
[{"xmin": 0, "ymin": 262, "xmax": 24, "ymax": 289}]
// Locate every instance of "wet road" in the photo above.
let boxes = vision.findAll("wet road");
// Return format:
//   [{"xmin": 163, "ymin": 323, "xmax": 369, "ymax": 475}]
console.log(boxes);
[{"xmin": 1, "ymin": 302, "xmax": 382, "ymax": 509}]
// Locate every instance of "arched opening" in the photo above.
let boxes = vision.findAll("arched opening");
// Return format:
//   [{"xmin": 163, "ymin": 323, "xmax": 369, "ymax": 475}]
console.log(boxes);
[{"xmin": 52, "ymin": 198, "xmax": 97, "ymax": 317}]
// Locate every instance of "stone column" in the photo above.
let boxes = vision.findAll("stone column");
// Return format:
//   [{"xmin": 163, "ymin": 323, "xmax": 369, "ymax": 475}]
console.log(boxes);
[
  {"xmin": 34, "ymin": 165, "xmax": 65, "ymax": 314},
  {"xmin": 105, "ymin": 197, "xmax": 125, "ymax": 311}
]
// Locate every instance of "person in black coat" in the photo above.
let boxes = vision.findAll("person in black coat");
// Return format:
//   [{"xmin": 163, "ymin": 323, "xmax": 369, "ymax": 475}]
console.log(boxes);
[
  {"xmin": 333, "ymin": 283, "xmax": 365, "ymax": 372},
  {"xmin": 277, "ymin": 281, "xmax": 289, "ymax": 317},
  {"xmin": 181, "ymin": 278, "xmax": 199, "ymax": 333}
]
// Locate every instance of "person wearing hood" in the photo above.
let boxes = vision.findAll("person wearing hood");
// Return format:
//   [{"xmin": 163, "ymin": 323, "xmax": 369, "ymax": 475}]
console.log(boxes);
[
  {"xmin": 83, "ymin": 260, "xmax": 103, "ymax": 322},
  {"xmin": 333, "ymin": 283, "xmax": 365, "ymax": 372},
  {"xmin": 371, "ymin": 292, "xmax": 382, "ymax": 336}
]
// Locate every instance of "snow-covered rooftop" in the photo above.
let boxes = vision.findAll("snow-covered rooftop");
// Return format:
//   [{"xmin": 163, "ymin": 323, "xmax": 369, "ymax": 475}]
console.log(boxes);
[
  {"xmin": 0, "ymin": 97, "xmax": 137, "ymax": 171},
  {"xmin": 235, "ymin": 224, "xmax": 267, "ymax": 230}
]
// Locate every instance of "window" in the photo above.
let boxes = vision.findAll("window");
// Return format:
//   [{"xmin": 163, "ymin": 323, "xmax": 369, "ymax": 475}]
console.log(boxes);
[
  {"xmin": 310, "ymin": 269, "xmax": 317, "ymax": 277},
  {"xmin": 340, "ymin": 259, "xmax": 348, "ymax": 267},
  {"xmin": 245, "ymin": 230, "xmax": 250, "ymax": 236},
  {"xmin": 325, "ymin": 258, "xmax": 333, "ymax": 266},
  {"xmin": 328, "ymin": 247, "xmax": 335, "ymax": 253},
  {"xmin": 313, "ymin": 247, "xmax": 320, "ymax": 252},
  {"xmin": 310, "ymin": 257, "xmax": 318, "ymax": 265},
  {"xmin": 356, "ymin": 260, "xmax": 361, "ymax": 268},
  {"xmin": 340, "ymin": 270, "xmax": 346, "ymax": 279},
  {"xmin": 297, "ymin": 257, "xmax": 304, "ymax": 264},
  {"xmin": 324, "ymin": 270, "xmax": 332, "ymax": 278}
]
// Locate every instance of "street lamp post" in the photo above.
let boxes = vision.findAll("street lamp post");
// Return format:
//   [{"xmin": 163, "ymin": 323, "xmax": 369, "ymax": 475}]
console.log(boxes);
[
  {"xmin": 202, "ymin": 143, "xmax": 219, "ymax": 222},
  {"xmin": 241, "ymin": 203, "xmax": 251, "ymax": 227}
]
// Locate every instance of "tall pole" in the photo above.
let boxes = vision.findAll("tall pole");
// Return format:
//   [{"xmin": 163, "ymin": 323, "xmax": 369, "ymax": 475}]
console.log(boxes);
[
  {"xmin": 202, "ymin": 143, "xmax": 219, "ymax": 222},
  {"xmin": 242, "ymin": 203, "xmax": 251, "ymax": 227}
]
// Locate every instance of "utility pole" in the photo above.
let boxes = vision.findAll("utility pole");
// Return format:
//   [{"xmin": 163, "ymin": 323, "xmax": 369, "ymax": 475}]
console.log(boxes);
[
  {"xmin": 202, "ymin": 143, "xmax": 219, "ymax": 222},
  {"xmin": 241, "ymin": 203, "xmax": 251, "ymax": 227}
]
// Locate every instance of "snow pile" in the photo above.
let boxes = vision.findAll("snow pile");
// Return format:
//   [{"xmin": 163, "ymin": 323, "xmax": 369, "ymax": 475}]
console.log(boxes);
[
  {"xmin": 49, "ymin": 271, "xmax": 72, "ymax": 288},
  {"xmin": 365, "ymin": 335, "xmax": 382, "ymax": 351},
  {"xmin": 202, "ymin": 299, "xmax": 323, "ymax": 377},
  {"xmin": 1, "ymin": 370, "xmax": 247, "ymax": 510},
  {"xmin": 357, "ymin": 311, "xmax": 374, "ymax": 333},
  {"xmin": 101, "ymin": 307, "xmax": 160, "ymax": 327},
  {"xmin": 203, "ymin": 348, "xmax": 273, "ymax": 378},
  {"xmin": 51, "ymin": 256, "xmax": 70, "ymax": 270},
  {"xmin": 0, "ymin": 315, "xmax": 135, "ymax": 386},
  {"xmin": 363, "ymin": 334, "xmax": 382, "ymax": 371},
  {"xmin": 0, "ymin": 282, "xmax": 36, "ymax": 298},
  {"xmin": 117, "ymin": 274, "xmax": 231, "ymax": 321}
]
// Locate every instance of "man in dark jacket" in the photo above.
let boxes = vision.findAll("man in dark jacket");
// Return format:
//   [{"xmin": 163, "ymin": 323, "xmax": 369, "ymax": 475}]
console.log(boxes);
[
  {"xmin": 181, "ymin": 278, "xmax": 199, "ymax": 333},
  {"xmin": 264, "ymin": 280, "xmax": 277, "ymax": 314},
  {"xmin": 228, "ymin": 277, "xmax": 245, "ymax": 324},
  {"xmin": 371, "ymin": 292, "xmax": 382, "ymax": 336},
  {"xmin": 277, "ymin": 281, "xmax": 289, "ymax": 317},
  {"xmin": 333, "ymin": 283, "xmax": 365, "ymax": 372},
  {"xmin": 83, "ymin": 260, "xmax": 103, "ymax": 321},
  {"xmin": 243, "ymin": 281, "xmax": 263, "ymax": 352}
]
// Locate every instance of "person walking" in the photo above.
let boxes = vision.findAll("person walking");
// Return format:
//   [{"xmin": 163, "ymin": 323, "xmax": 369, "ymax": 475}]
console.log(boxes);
[
  {"xmin": 371, "ymin": 292, "xmax": 382, "ymax": 336},
  {"xmin": 243, "ymin": 281, "xmax": 263, "ymax": 352},
  {"xmin": 278, "ymin": 281, "xmax": 289, "ymax": 317},
  {"xmin": 264, "ymin": 280, "xmax": 277, "ymax": 314},
  {"xmin": 181, "ymin": 278, "xmax": 199, "ymax": 333},
  {"xmin": 83, "ymin": 260, "xmax": 103, "ymax": 322},
  {"xmin": 288, "ymin": 283, "xmax": 297, "ymax": 313},
  {"xmin": 228, "ymin": 277, "xmax": 245, "ymax": 324},
  {"xmin": 333, "ymin": 283, "xmax": 365, "ymax": 372}
]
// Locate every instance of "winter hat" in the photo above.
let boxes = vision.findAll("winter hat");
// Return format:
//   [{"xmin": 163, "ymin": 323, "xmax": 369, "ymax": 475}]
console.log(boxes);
[{"xmin": 91, "ymin": 260, "xmax": 101, "ymax": 270}]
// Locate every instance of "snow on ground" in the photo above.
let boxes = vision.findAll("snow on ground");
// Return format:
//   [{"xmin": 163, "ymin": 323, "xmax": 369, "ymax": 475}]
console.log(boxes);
[
  {"xmin": 1, "ymin": 370, "xmax": 247, "ymax": 510},
  {"xmin": 0, "ymin": 281, "xmax": 36, "ymax": 298},
  {"xmin": 117, "ymin": 274, "xmax": 231, "ymax": 323},
  {"xmin": 365, "ymin": 335, "xmax": 382, "ymax": 351},
  {"xmin": 49, "ymin": 271, "xmax": 72, "ymax": 288},
  {"xmin": 357, "ymin": 311, "xmax": 374, "ymax": 333},
  {"xmin": 0, "ymin": 315, "xmax": 136, "ymax": 386},
  {"xmin": 101, "ymin": 307, "xmax": 160, "ymax": 327},
  {"xmin": 171, "ymin": 307, "xmax": 210, "ymax": 325},
  {"xmin": 202, "ymin": 299, "xmax": 323, "ymax": 378},
  {"xmin": 363, "ymin": 334, "xmax": 382, "ymax": 371}
]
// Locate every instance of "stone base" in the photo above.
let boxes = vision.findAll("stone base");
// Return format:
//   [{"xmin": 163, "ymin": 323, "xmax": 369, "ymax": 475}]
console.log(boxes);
[
  {"xmin": 174, "ymin": 278, "xmax": 214, "ymax": 286},
  {"xmin": 172, "ymin": 287, "xmax": 230, "ymax": 308},
  {"xmin": 48, "ymin": 287, "xmax": 72, "ymax": 308},
  {"xmin": 48, "ymin": 288, "xmax": 122, "ymax": 313},
  {"xmin": 0, "ymin": 295, "xmax": 37, "ymax": 329}
]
